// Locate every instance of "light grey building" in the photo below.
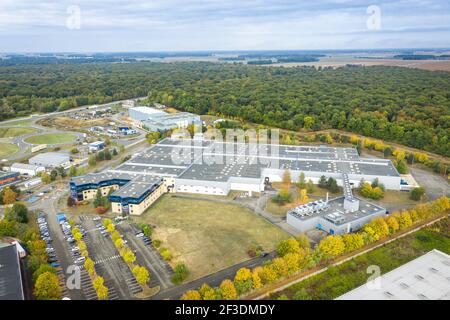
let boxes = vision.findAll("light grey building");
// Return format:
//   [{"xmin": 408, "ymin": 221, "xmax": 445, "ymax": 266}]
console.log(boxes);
[
  {"xmin": 10, "ymin": 163, "xmax": 45, "ymax": 176},
  {"xmin": 28, "ymin": 152, "xmax": 71, "ymax": 169},
  {"xmin": 286, "ymin": 195, "xmax": 386, "ymax": 235},
  {"xmin": 337, "ymin": 249, "xmax": 450, "ymax": 300},
  {"xmin": 128, "ymin": 106, "xmax": 165, "ymax": 121},
  {"xmin": 142, "ymin": 112, "xmax": 202, "ymax": 132}
]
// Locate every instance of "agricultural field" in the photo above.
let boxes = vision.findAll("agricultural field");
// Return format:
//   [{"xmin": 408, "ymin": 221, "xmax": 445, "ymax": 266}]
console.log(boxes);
[
  {"xmin": 24, "ymin": 133, "xmax": 77, "ymax": 145},
  {"xmin": 268, "ymin": 218, "xmax": 450, "ymax": 300},
  {"xmin": 0, "ymin": 127, "xmax": 37, "ymax": 138},
  {"xmin": 0, "ymin": 142, "xmax": 19, "ymax": 158},
  {"xmin": 133, "ymin": 194, "xmax": 290, "ymax": 280}
]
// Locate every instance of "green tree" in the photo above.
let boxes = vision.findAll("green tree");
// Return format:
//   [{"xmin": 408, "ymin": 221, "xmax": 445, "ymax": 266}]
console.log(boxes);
[
  {"xmin": 410, "ymin": 187, "xmax": 425, "ymax": 201},
  {"xmin": 93, "ymin": 189, "xmax": 103, "ymax": 208},
  {"xmin": 34, "ymin": 272, "xmax": 62, "ymax": 300},
  {"xmin": 68, "ymin": 166, "xmax": 77, "ymax": 177},
  {"xmin": 41, "ymin": 172, "xmax": 51, "ymax": 184},
  {"xmin": 277, "ymin": 238, "xmax": 301, "ymax": 256}
]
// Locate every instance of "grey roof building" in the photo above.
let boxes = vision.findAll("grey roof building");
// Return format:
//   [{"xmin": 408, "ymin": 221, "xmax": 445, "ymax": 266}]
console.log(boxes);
[
  {"xmin": 0, "ymin": 243, "xmax": 25, "ymax": 300},
  {"xmin": 337, "ymin": 249, "xmax": 450, "ymax": 300},
  {"xmin": 28, "ymin": 152, "xmax": 71, "ymax": 169},
  {"xmin": 142, "ymin": 112, "xmax": 202, "ymax": 132}
]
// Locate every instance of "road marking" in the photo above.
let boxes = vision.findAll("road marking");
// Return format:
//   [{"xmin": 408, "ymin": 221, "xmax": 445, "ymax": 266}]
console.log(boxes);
[{"xmin": 94, "ymin": 254, "xmax": 121, "ymax": 265}]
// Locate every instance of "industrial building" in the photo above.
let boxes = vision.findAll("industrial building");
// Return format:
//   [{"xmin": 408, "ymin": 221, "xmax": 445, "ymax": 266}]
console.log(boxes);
[
  {"xmin": 337, "ymin": 250, "xmax": 450, "ymax": 300},
  {"xmin": 28, "ymin": 152, "xmax": 71, "ymax": 169},
  {"xmin": 128, "ymin": 106, "xmax": 165, "ymax": 121},
  {"xmin": 70, "ymin": 138, "xmax": 403, "ymax": 216},
  {"xmin": 286, "ymin": 172, "xmax": 386, "ymax": 234},
  {"xmin": 142, "ymin": 112, "xmax": 202, "ymax": 132},
  {"xmin": 0, "ymin": 171, "xmax": 20, "ymax": 188},
  {"xmin": 128, "ymin": 106, "xmax": 201, "ymax": 132},
  {"xmin": 10, "ymin": 163, "xmax": 45, "ymax": 176},
  {"xmin": 0, "ymin": 242, "xmax": 25, "ymax": 300}
]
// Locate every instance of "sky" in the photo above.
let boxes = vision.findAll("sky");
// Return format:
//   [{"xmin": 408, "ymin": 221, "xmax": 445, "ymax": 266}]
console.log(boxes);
[{"xmin": 0, "ymin": 0, "xmax": 449, "ymax": 52}]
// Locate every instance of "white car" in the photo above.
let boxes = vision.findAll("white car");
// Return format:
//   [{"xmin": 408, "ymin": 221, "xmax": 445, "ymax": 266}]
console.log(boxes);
[
  {"xmin": 74, "ymin": 257, "xmax": 86, "ymax": 264},
  {"xmin": 135, "ymin": 233, "xmax": 144, "ymax": 238}
]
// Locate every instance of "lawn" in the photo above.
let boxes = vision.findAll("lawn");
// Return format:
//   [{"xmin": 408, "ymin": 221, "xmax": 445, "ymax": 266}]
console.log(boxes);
[
  {"xmin": 0, "ymin": 127, "xmax": 37, "ymax": 138},
  {"xmin": 24, "ymin": 133, "xmax": 77, "ymax": 144},
  {"xmin": 133, "ymin": 194, "xmax": 290, "ymax": 280},
  {"xmin": 0, "ymin": 142, "xmax": 19, "ymax": 158},
  {"xmin": 368, "ymin": 190, "xmax": 424, "ymax": 207},
  {"xmin": 0, "ymin": 119, "xmax": 33, "ymax": 127},
  {"xmin": 269, "ymin": 218, "xmax": 450, "ymax": 300}
]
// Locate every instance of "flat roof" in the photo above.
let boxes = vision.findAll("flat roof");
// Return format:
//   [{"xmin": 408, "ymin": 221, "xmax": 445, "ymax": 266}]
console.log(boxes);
[
  {"xmin": 337, "ymin": 250, "xmax": 450, "ymax": 300},
  {"xmin": 29, "ymin": 152, "xmax": 69, "ymax": 163},
  {"xmin": 0, "ymin": 171, "xmax": 19, "ymax": 178},
  {"xmin": 0, "ymin": 243, "xmax": 24, "ymax": 300},
  {"xmin": 129, "ymin": 106, "xmax": 165, "ymax": 115},
  {"xmin": 288, "ymin": 196, "xmax": 386, "ymax": 225},
  {"xmin": 11, "ymin": 163, "xmax": 43, "ymax": 170},
  {"xmin": 110, "ymin": 175, "xmax": 163, "ymax": 199}
]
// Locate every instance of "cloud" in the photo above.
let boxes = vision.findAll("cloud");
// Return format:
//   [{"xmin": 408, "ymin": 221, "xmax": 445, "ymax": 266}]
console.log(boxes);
[{"xmin": 0, "ymin": 0, "xmax": 449, "ymax": 51}]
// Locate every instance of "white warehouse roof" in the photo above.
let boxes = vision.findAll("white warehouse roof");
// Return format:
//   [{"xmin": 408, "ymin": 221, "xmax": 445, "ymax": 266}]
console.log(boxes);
[
  {"xmin": 337, "ymin": 250, "xmax": 450, "ymax": 300},
  {"xmin": 11, "ymin": 163, "xmax": 43, "ymax": 171},
  {"xmin": 28, "ymin": 152, "xmax": 70, "ymax": 166},
  {"xmin": 129, "ymin": 106, "xmax": 165, "ymax": 115}
]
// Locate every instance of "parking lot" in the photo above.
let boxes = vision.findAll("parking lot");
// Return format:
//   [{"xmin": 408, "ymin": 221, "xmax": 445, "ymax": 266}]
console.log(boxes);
[
  {"xmin": 77, "ymin": 215, "xmax": 145, "ymax": 299},
  {"xmin": 36, "ymin": 212, "xmax": 75, "ymax": 300}
]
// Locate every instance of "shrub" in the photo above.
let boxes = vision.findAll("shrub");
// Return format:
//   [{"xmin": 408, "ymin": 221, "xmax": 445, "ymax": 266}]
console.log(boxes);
[
  {"xmin": 159, "ymin": 247, "xmax": 172, "ymax": 261},
  {"xmin": 172, "ymin": 263, "xmax": 189, "ymax": 284},
  {"xmin": 410, "ymin": 187, "xmax": 425, "ymax": 201}
]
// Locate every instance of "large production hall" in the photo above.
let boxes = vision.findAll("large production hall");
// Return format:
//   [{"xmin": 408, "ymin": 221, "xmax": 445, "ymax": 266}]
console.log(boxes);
[{"xmin": 70, "ymin": 137, "xmax": 403, "ymax": 217}]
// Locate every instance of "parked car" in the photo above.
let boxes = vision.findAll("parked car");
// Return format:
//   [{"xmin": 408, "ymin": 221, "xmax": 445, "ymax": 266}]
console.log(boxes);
[{"xmin": 135, "ymin": 232, "xmax": 144, "ymax": 238}]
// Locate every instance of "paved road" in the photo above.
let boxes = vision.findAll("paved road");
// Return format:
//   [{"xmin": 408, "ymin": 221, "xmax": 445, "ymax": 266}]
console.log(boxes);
[
  {"xmin": 0, "ymin": 97, "xmax": 146, "ymax": 161},
  {"xmin": 29, "ymin": 186, "xmax": 85, "ymax": 300},
  {"xmin": 152, "ymin": 251, "xmax": 276, "ymax": 300},
  {"xmin": 117, "ymin": 222, "xmax": 174, "ymax": 291},
  {"xmin": 410, "ymin": 167, "xmax": 450, "ymax": 200}
]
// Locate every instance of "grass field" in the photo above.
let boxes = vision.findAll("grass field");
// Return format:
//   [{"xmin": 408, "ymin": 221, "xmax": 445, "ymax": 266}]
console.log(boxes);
[
  {"xmin": 0, "ymin": 142, "xmax": 19, "ymax": 158},
  {"xmin": 24, "ymin": 133, "xmax": 77, "ymax": 144},
  {"xmin": 0, "ymin": 127, "xmax": 37, "ymax": 138},
  {"xmin": 0, "ymin": 119, "xmax": 33, "ymax": 127},
  {"xmin": 133, "ymin": 194, "xmax": 290, "ymax": 280},
  {"xmin": 269, "ymin": 218, "xmax": 450, "ymax": 300}
]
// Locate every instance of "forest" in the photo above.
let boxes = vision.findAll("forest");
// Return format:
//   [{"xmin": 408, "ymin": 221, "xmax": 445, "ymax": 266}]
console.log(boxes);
[{"xmin": 0, "ymin": 61, "xmax": 449, "ymax": 156}]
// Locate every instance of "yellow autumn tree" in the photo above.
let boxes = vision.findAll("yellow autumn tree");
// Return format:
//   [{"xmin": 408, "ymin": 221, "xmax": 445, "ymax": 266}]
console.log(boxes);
[
  {"xmin": 2, "ymin": 188, "xmax": 17, "ymax": 205},
  {"xmin": 220, "ymin": 279, "xmax": 237, "ymax": 300},
  {"xmin": 366, "ymin": 217, "xmax": 390, "ymax": 240},
  {"xmin": 385, "ymin": 215, "xmax": 399, "ymax": 234},
  {"xmin": 277, "ymin": 238, "xmax": 301, "ymax": 256},
  {"xmin": 252, "ymin": 267, "xmax": 263, "ymax": 289},
  {"xmin": 398, "ymin": 211, "xmax": 413, "ymax": 229},
  {"xmin": 283, "ymin": 252, "xmax": 301, "ymax": 274},
  {"xmin": 181, "ymin": 290, "xmax": 201, "ymax": 300},
  {"xmin": 342, "ymin": 233, "xmax": 364, "ymax": 252},
  {"xmin": 199, "ymin": 283, "xmax": 217, "ymax": 300},
  {"xmin": 282, "ymin": 169, "xmax": 291, "ymax": 186},
  {"xmin": 260, "ymin": 265, "xmax": 278, "ymax": 284},
  {"xmin": 393, "ymin": 149, "xmax": 406, "ymax": 161},
  {"xmin": 97, "ymin": 284, "xmax": 108, "ymax": 300},
  {"xmin": 234, "ymin": 268, "xmax": 253, "ymax": 295},
  {"xmin": 317, "ymin": 235, "xmax": 345, "ymax": 258}
]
